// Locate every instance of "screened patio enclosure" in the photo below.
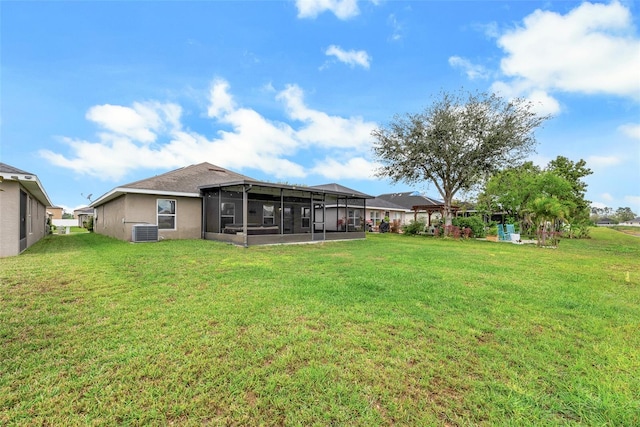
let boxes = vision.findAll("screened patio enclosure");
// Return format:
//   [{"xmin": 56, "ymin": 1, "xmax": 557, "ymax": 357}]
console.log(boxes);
[{"xmin": 200, "ymin": 180, "xmax": 372, "ymax": 246}]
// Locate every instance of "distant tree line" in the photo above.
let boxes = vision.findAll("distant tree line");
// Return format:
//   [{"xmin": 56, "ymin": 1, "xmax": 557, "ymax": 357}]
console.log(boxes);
[{"xmin": 590, "ymin": 206, "xmax": 637, "ymax": 224}]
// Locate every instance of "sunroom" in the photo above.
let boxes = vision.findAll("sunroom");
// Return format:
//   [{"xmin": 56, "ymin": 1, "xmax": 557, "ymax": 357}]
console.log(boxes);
[{"xmin": 200, "ymin": 180, "xmax": 372, "ymax": 246}]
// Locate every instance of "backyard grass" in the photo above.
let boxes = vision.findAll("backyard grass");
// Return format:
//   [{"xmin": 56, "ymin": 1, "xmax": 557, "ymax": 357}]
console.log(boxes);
[{"xmin": 1, "ymin": 228, "xmax": 638, "ymax": 426}]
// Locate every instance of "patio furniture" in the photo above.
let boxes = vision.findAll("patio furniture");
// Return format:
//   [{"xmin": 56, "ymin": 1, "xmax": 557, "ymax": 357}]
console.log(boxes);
[{"xmin": 498, "ymin": 224, "xmax": 509, "ymax": 241}]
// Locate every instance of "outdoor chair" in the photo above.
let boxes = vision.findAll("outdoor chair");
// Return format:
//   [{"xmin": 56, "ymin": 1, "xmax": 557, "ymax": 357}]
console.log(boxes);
[{"xmin": 497, "ymin": 225, "xmax": 508, "ymax": 241}]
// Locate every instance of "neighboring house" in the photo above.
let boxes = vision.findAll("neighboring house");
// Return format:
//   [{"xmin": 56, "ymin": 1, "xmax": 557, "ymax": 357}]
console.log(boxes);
[
  {"xmin": 596, "ymin": 217, "xmax": 616, "ymax": 226},
  {"xmin": 366, "ymin": 197, "xmax": 410, "ymax": 229},
  {"xmin": 620, "ymin": 216, "xmax": 640, "ymax": 226},
  {"xmin": 73, "ymin": 206, "xmax": 94, "ymax": 228},
  {"xmin": 377, "ymin": 191, "xmax": 450, "ymax": 226},
  {"xmin": 309, "ymin": 183, "xmax": 371, "ymax": 232},
  {"xmin": 48, "ymin": 206, "xmax": 64, "ymax": 219},
  {"xmin": 90, "ymin": 162, "xmax": 373, "ymax": 246},
  {"xmin": 0, "ymin": 163, "xmax": 54, "ymax": 257}
]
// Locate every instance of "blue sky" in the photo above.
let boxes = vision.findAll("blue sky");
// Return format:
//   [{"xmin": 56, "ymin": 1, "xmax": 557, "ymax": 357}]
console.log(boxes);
[{"xmin": 2, "ymin": 0, "xmax": 639, "ymax": 214}]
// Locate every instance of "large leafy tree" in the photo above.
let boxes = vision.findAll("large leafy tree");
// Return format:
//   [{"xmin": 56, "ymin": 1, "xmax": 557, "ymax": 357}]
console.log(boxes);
[
  {"xmin": 615, "ymin": 207, "xmax": 636, "ymax": 222},
  {"xmin": 546, "ymin": 156, "xmax": 592, "ymax": 230},
  {"xmin": 479, "ymin": 161, "xmax": 541, "ymax": 225},
  {"xmin": 481, "ymin": 156, "xmax": 593, "ymax": 239},
  {"xmin": 372, "ymin": 90, "xmax": 549, "ymax": 226}
]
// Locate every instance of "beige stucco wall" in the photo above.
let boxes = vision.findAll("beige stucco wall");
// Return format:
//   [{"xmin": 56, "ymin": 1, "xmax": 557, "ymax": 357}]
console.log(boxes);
[
  {"xmin": 95, "ymin": 194, "xmax": 202, "ymax": 242},
  {"xmin": 0, "ymin": 181, "xmax": 49, "ymax": 257},
  {"xmin": 94, "ymin": 195, "xmax": 127, "ymax": 240}
]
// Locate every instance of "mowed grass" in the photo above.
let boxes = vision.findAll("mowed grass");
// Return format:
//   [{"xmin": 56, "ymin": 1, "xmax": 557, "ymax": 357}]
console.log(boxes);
[{"xmin": 1, "ymin": 228, "xmax": 638, "ymax": 426}]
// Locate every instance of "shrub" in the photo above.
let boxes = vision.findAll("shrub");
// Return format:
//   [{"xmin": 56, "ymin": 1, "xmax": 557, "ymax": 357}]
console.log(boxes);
[
  {"xmin": 402, "ymin": 219, "xmax": 426, "ymax": 236},
  {"xmin": 452, "ymin": 215, "xmax": 486, "ymax": 237},
  {"xmin": 85, "ymin": 216, "xmax": 94, "ymax": 232}
]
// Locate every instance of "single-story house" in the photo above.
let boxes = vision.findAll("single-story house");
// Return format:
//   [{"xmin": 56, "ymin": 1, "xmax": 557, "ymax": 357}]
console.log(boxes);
[
  {"xmin": 620, "ymin": 216, "xmax": 640, "ymax": 226},
  {"xmin": 0, "ymin": 163, "xmax": 54, "ymax": 257},
  {"xmin": 90, "ymin": 162, "xmax": 373, "ymax": 246},
  {"xmin": 377, "ymin": 191, "xmax": 451, "ymax": 226},
  {"xmin": 73, "ymin": 206, "xmax": 94, "ymax": 228},
  {"xmin": 365, "ymin": 197, "xmax": 410, "ymax": 230},
  {"xmin": 596, "ymin": 217, "xmax": 616, "ymax": 226},
  {"xmin": 48, "ymin": 206, "xmax": 64, "ymax": 219}
]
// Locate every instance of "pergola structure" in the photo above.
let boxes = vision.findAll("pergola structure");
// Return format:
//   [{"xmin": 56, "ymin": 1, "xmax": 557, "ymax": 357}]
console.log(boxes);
[{"xmin": 411, "ymin": 203, "xmax": 460, "ymax": 226}]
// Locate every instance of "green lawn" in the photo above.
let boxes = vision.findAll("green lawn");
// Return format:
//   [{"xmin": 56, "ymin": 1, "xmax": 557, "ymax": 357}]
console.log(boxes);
[{"xmin": 1, "ymin": 229, "xmax": 638, "ymax": 426}]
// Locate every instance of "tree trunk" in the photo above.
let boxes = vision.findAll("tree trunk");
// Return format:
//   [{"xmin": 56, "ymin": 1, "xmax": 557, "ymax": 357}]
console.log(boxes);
[{"xmin": 443, "ymin": 192, "xmax": 454, "ymax": 227}]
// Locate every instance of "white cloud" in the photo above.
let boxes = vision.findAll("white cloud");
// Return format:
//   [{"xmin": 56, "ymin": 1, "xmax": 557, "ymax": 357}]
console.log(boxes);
[
  {"xmin": 41, "ymin": 78, "xmax": 378, "ymax": 183},
  {"xmin": 590, "ymin": 201, "xmax": 608, "ymax": 209},
  {"xmin": 276, "ymin": 84, "xmax": 376, "ymax": 150},
  {"xmin": 524, "ymin": 89, "xmax": 562, "ymax": 116},
  {"xmin": 448, "ymin": 56, "xmax": 489, "ymax": 80},
  {"xmin": 619, "ymin": 123, "xmax": 640, "ymax": 140},
  {"xmin": 295, "ymin": 0, "xmax": 359, "ymax": 20},
  {"xmin": 601, "ymin": 193, "xmax": 614, "ymax": 202},
  {"xmin": 85, "ymin": 102, "xmax": 181, "ymax": 143},
  {"xmin": 587, "ymin": 155, "xmax": 622, "ymax": 169},
  {"xmin": 324, "ymin": 45, "xmax": 371, "ymax": 69},
  {"xmin": 311, "ymin": 157, "xmax": 379, "ymax": 180},
  {"xmin": 495, "ymin": 1, "xmax": 640, "ymax": 101},
  {"xmin": 207, "ymin": 78, "xmax": 236, "ymax": 118}
]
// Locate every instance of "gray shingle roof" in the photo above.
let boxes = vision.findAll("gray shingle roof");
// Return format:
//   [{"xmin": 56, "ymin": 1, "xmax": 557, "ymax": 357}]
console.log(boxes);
[
  {"xmin": 0, "ymin": 162, "xmax": 33, "ymax": 175},
  {"xmin": 310, "ymin": 183, "xmax": 373, "ymax": 198},
  {"xmin": 121, "ymin": 162, "xmax": 252, "ymax": 193},
  {"xmin": 376, "ymin": 191, "xmax": 444, "ymax": 209},
  {"xmin": 366, "ymin": 197, "xmax": 408, "ymax": 211}
]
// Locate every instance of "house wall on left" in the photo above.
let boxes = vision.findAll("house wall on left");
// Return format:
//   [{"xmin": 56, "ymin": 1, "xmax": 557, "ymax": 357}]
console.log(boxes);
[
  {"xmin": 0, "ymin": 181, "xmax": 49, "ymax": 257},
  {"xmin": 94, "ymin": 194, "xmax": 202, "ymax": 241}
]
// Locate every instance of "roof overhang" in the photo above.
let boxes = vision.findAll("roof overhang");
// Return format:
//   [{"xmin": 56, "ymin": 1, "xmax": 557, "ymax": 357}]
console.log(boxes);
[
  {"xmin": 0, "ymin": 171, "xmax": 53, "ymax": 207},
  {"xmin": 90, "ymin": 187, "xmax": 200, "ymax": 207}
]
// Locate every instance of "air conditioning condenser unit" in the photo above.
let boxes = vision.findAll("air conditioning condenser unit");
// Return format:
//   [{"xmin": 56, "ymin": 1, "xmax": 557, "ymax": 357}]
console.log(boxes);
[{"xmin": 132, "ymin": 224, "xmax": 158, "ymax": 243}]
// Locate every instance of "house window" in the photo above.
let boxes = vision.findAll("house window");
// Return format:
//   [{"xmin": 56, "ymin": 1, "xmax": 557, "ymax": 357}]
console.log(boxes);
[
  {"xmin": 348, "ymin": 209, "xmax": 361, "ymax": 229},
  {"xmin": 27, "ymin": 196, "xmax": 32, "ymax": 234},
  {"xmin": 301, "ymin": 207, "xmax": 310, "ymax": 228},
  {"xmin": 370, "ymin": 211, "xmax": 382, "ymax": 226},
  {"xmin": 157, "ymin": 199, "xmax": 176, "ymax": 230},
  {"xmin": 263, "ymin": 204, "xmax": 275, "ymax": 225},
  {"xmin": 221, "ymin": 202, "xmax": 235, "ymax": 229}
]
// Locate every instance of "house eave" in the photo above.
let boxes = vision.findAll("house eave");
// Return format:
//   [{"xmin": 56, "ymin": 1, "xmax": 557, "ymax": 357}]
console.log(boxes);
[
  {"xmin": 90, "ymin": 187, "xmax": 200, "ymax": 207},
  {"xmin": 200, "ymin": 179, "xmax": 373, "ymax": 199},
  {"xmin": 0, "ymin": 171, "xmax": 54, "ymax": 207}
]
